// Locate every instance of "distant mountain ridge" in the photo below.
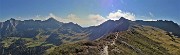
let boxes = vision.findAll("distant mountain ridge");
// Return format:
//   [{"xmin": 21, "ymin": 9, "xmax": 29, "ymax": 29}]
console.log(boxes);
[
  {"xmin": 0, "ymin": 18, "xmax": 86, "ymax": 55},
  {"xmin": 85, "ymin": 17, "xmax": 130, "ymax": 40},
  {"xmin": 0, "ymin": 17, "xmax": 180, "ymax": 39},
  {"xmin": 1, "ymin": 17, "xmax": 180, "ymax": 55},
  {"xmin": 134, "ymin": 20, "xmax": 180, "ymax": 37},
  {"xmin": 0, "ymin": 17, "xmax": 63, "ymax": 38}
]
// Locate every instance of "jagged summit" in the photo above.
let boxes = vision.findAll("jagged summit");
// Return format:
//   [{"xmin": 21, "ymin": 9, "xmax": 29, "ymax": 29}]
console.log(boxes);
[
  {"xmin": 118, "ymin": 17, "xmax": 129, "ymax": 21},
  {"xmin": 46, "ymin": 17, "xmax": 57, "ymax": 21},
  {"xmin": 6, "ymin": 17, "xmax": 60, "ymax": 23},
  {"xmin": 0, "ymin": 17, "xmax": 64, "ymax": 38},
  {"xmin": 86, "ymin": 17, "xmax": 130, "ymax": 40},
  {"xmin": 6, "ymin": 18, "xmax": 18, "ymax": 22},
  {"xmin": 10, "ymin": 18, "xmax": 16, "ymax": 21}
]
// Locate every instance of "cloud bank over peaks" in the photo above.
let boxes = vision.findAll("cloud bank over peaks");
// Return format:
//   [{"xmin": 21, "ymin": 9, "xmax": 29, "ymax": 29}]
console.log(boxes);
[
  {"xmin": 32, "ymin": 10, "xmax": 136, "ymax": 27},
  {"xmin": 46, "ymin": 13, "xmax": 107, "ymax": 27},
  {"xmin": 107, "ymin": 10, "xmax": 135, "ymax": 21}
]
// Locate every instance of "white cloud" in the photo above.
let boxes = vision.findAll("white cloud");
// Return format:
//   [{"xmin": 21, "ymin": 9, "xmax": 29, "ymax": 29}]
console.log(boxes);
[
  {"xmin": 31, "ymin": 13, "xmax": 60, "ymax": 20},
  {"xmin": 65, "ymin": 14, "xmax": 107, "ymax": 26},
  {"xmin": 144, "ymin": 19, "xmax": 157, "ymax": 21},
  {"xmin": 49, "ymin": 13, "xmax": 59, "ymax": 19},
  {"xmin": 28, "ymin": 10, "xmax": 135, "ymax": 27},
  {"xmin": 88, "ymin": 14, "xmax": 108, "ymax": 25},
  {"xmin": 107, "ymin": 10, "xmax": 135, "ymax": 21},
  {"xmin": 33, "ymin": 15, "xmax": 46, "ymax": 20},
  {"xmin": 46, "ymin": 13, "xmax": 107, "ymax": 27}
]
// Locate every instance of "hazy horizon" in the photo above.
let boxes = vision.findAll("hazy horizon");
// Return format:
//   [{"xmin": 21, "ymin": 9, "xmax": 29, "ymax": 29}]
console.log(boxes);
[{"xmin": 0, "ymin": 0, "xmax": 180, "ymax": 27}]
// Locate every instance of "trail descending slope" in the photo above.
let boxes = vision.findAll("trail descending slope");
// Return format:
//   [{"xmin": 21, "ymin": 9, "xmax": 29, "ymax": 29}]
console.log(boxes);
[
  {"xmin": 101, "ymin": 46, "xmax": 108, "ymax": 55},
  {"xmin": 48, "ymin": 25, "xmax": 180, "ymax": 55}
]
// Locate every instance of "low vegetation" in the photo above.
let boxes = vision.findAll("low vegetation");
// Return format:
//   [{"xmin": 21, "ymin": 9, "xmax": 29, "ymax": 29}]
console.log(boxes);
[{"xmin": 48, "ymin": 25, "xmax": 180, "ymax": 55}]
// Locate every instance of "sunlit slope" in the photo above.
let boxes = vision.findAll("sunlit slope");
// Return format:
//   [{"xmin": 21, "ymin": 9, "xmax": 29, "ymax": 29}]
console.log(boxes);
[{"xmin": 48, "ymin": 25, "xmax": 180, "ymax": 55}]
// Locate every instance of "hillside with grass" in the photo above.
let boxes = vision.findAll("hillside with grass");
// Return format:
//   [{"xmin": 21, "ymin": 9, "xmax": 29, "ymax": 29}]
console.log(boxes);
[
  {"xmin": 48, "ymin": 25, "xmax": 180, "ymax": 55},
  {"xmin": 0, "ymin": 17, "xmax": 180, "ymax": 55}
]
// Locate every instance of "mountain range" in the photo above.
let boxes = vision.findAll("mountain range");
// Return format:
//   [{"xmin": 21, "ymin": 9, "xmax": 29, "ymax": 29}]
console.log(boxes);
[{"xmin": 0, "ymin": 17, "xmax": 180, "ymax": 55}]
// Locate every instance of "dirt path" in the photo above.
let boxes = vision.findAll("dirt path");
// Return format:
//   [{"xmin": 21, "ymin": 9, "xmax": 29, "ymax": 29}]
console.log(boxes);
[
  {"xmin": 111, "ymin": 33, "xmax": 118, "ymax": 45},
  {"xmin": 101, "ymin": 46, "xmax": 108, "ymax": 55}
]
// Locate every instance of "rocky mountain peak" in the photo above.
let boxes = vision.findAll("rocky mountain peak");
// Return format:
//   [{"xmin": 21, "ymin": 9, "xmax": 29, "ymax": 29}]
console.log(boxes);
[
  {"xmin": 10, "ymin": 18, "xmax": 16, "ymax": 21},
  {"xmin": 4, "ymin": 18, "xmax": 20, "ymax": 27},
  {"xmin": 119, "ymin": 17, "xmax": 126, "ymax": 20},
  {"xmin": 46, "ymin": 17, "xmax": 58, "ymax": 22}
]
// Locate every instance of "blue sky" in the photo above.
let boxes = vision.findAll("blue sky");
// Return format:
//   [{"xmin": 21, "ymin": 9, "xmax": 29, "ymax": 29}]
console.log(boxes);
[{"xmin": 0, "ymin": 0, "xmax": 180, "ymax": 26}]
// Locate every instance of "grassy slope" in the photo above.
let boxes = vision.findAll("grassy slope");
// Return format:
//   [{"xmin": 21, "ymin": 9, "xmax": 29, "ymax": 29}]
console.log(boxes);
[
  {"xmin": 48, "ymin": 25, "xmax": 180, "ymax": 55},
  {"xmin": 0, "ymin": 37, "xmax": 20, "ymax": 47},
  {"xmin": 128, "ymin": 25, "xmax": 180, "ymax": 55}
]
